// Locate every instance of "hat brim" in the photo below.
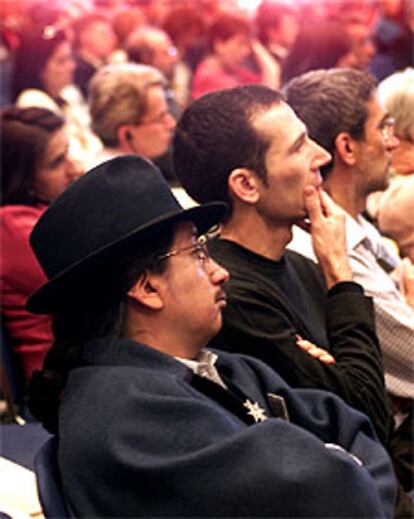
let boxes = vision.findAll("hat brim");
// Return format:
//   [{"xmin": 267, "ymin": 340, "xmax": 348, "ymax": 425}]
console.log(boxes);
[{"xmin": 26, "ymin": 202, "xmax": 227, "ymax": 314}]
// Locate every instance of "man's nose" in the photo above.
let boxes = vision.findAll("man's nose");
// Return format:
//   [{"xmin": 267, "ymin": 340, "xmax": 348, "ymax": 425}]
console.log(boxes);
[
  {"xmin": 208, "ymin": 257, "xmax": 230, "ymax": 285},
  {"xmin": 386, "ymin": 133, "xmax": 399, "ymax": 151},
  {"xmin": 313, "ymin": 140, "xmax": 332, "ymax": 168}
]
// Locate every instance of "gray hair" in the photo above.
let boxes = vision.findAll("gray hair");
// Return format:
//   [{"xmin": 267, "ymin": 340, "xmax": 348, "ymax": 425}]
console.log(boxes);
[
  {"xmin": 378, "ymin": 68, "xmax": 414, "ymax": 142},
  {"xmin": 88, "ymin": 63, "xmax": 165, "ymax": 146}
]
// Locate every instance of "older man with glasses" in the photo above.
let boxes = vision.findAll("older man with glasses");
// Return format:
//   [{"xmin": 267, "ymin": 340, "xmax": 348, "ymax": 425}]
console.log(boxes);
[{"xmin": 87, "ymin": 63, "xmax": 176, "ymax": 167}]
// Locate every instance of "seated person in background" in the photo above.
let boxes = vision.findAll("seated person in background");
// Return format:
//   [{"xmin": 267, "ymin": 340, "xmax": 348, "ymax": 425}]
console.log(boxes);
[
  {"xmin": 28, "ymin": 155, "xmax": 396, "ymax": 517},
  {"xmin": 88, "ymin": 63, "xmax": 174, "ymax": 165},
  {"xmin": 162, "ymin": 5, "xmax": 207, "ymax": 107},
  {"xmin": 112, "ymin": 7, "xmax": 147, "ymax": 51},
  {"xmin": 377, "ymin": 68, "xmax": 414, "ymax": 178},
  {"xmin": 125, "ymin": 26, "xmax": 182, "ymax": 185},
  {"xmin": 284, "ymin": 68, "xmax": 414, "ymax": 496},
  {"xmin": 341, "ymin": 13, "xmax": 376, "ymax": 71},
  {"xmin": 191, "ymin": 13, "xmax": 280, "ymax": 100},
  {"xmin": 377, "ymin": 175, "xmax": 414, "ymax": 263},
  {"xmin": 370, "ymin": 0, "xmax": 413, "ymax": 81},
  {"xmin": 125, "ymin": 26, "xmax": 180, "ymax": 117},
  {"xmin": 255, "ymin": 1, "xmax": 299, "ymax": 67},
  {"xmin": 87, "ymin": 63, "xmax": 192, "ymax": 206},
  {"xmin": 281, "ymin": 22, "xmax": 355, "ymax": 85},
  {"xmin": 0, "ymin": 107, "xmax": 81, "ymax": 385},
  {"xmin": 173, "ymin": 85, "xmax": 393, "ymax": 448},
  {"xmin": 368, "ymin": 68, "xmax": 414, "ymax": 261},
  {"xmin": 72, "ymin": 13, "xmax": 117, "ymax": 100},
  {"xmin": 12, "ymin": 24, "xmax": 101, "ymax": 168}
]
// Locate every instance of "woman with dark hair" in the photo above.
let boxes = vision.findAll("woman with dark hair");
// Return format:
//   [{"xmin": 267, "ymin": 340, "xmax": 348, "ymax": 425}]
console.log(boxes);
[
  {"xmin": 281, "ymin": 22, "xmax": 355, "ymax": 84},
  {"xmin": 191, "ymin": 13, "xmax": 279, "ymax": 100},
  {"xmin": 12, "ymin": 26, "xmax": 76, "ymax": 112},
  {"xmin": 1, "ymin": 106, "xmax": 80, "ymax": 385},
  {"xmin": 12, "ymin": 25, "xmax": 101, "ymax": 166}
]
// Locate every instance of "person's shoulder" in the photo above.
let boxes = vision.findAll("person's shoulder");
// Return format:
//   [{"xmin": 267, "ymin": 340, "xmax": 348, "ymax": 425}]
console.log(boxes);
[
  {"xmin": 61, "ymin": 84, "xmax": 86, "ymax": 106},
  {"xmin": 15, "ymin": 89, "xmax": 59, "ymax": 113}
]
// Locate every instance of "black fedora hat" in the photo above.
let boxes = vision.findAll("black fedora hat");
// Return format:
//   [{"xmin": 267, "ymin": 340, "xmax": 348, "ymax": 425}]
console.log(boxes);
[{"xmin": 27, "ymin": 155, "xmax": 227, "ymax": 314}]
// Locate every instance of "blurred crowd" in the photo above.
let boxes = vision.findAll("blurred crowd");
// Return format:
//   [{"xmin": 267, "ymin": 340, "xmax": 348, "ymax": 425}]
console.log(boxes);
[
  {"xmin": 1, "ymin": 0, "xmax": 413, "ymax": 169},
  {"xmin": 1, "ymin": 0, "xmax": 413, "ymax": 110}
]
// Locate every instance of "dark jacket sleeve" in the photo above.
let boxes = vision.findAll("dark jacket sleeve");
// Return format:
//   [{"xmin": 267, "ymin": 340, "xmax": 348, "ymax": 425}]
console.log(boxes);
[{"xmin": 211, "ymin": 279, "xmax": 393, "ymax": 446}]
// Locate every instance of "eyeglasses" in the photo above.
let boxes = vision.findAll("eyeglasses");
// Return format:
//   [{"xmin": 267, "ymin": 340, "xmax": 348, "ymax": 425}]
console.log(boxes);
[
  {"xmin": 166, "ymin": 46, "xmax": 177, "ymax": 58},
  {"xmin": 138, "ymin": 110, "xmax": 173, "ymax": 127},
  {"xmin": 156, "ymin": 235, "xmax": 210, "ymax": 264},
  {"xmin": 377, "ymin": 117, "xmax": 396, "ymax": 140}
]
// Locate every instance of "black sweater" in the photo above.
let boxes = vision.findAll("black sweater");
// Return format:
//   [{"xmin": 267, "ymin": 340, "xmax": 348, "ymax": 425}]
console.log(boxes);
[{"xmin": 209, "ymin": 238, "xmax": 393, "ymax": 445}]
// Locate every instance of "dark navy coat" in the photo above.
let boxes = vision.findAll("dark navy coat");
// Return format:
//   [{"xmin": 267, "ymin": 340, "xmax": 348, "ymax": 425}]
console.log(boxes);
[{"xmin": 58, "ymin": 338, "xmax": 396, "ymax": 517}]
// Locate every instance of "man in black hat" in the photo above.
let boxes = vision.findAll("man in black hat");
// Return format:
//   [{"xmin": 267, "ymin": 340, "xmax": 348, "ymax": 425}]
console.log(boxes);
[{"xmin": 28, "ymin": 155, "xmax": 395, "ymax": 517}]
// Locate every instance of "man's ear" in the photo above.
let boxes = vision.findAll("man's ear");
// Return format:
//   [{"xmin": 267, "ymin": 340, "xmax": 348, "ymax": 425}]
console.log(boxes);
[
  {"xmin": 127, "ymin": 271, "xmax": 164, "ymax": 310},
  {"xmin": 117, "ymin": 125, "xmax": 134, "ymax": 151},
  {"xmin": 335, "ymin": 132, "xmax": 357, "ymax": 166},
  {"xmin": 228, "ymin": 168, "xmax": 260, "ymax": 204}
]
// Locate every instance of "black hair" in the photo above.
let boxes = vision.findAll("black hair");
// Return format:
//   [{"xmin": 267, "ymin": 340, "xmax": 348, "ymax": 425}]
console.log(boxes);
[
  {"xmin": 28, "ymin": 226, "xmax": 174, "ymax": 433},
  {"xmin": 12, "ymin": 27, "xmax": 67, "ymax": 99},
  {"xmin": 173, "ymin": 85, "xmax": 283, "ymax": 214},
  {"xmin": 1, "ymin": 106, "xmax": 65, "ymax": 205}
]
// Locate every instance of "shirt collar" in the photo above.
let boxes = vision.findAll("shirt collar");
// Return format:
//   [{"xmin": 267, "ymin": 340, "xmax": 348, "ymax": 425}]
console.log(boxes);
[
  {"xmin": 176, "ymin": 349, "xmax": 227, "ymax": 389},
  {"xmin": 346, "ymin": 213, "xmax": 400, "ymax": 271},
  {"xmin": 345, "ymin": 213, "xmax": 369, "ymax": 250}
]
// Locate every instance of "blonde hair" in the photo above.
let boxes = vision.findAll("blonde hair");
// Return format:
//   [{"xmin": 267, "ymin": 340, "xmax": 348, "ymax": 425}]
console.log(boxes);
[
  {"xmin": 89, "ymin": 63, "xmax": 165, "ymax": 146},
  {"xmin": 378, "ymin": 68, "xmax": 414, "ymax": 142}
]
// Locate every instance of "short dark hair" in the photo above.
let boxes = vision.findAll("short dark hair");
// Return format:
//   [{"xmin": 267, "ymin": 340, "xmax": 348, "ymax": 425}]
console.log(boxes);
[
  {"xmin": 173, "ymin": 85, "xmax": 283, "ymax": 213},
  {"xmin": 284, "ymin": 68, "xmax": 377, "ymax": 176},
  {"xmin": 28, "ymin": 224, "xmax": 175, "ymax": 433},
  {"xmin": 208, "ymin": 14, "xmax": 250, "ymax": 51},
  {"xmin": 1, "ymin": 106, "xmax": 65, "ymax": 205}
]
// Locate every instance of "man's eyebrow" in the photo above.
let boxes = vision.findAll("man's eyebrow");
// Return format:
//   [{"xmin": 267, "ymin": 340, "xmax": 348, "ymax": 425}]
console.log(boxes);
[
  {"xmin": 287, "ymin": 130, "xmax": 307, "ymax": 153},
  {"xmin": 377, "ymin": 113, "xmax": 390, "ymax": 127}
]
